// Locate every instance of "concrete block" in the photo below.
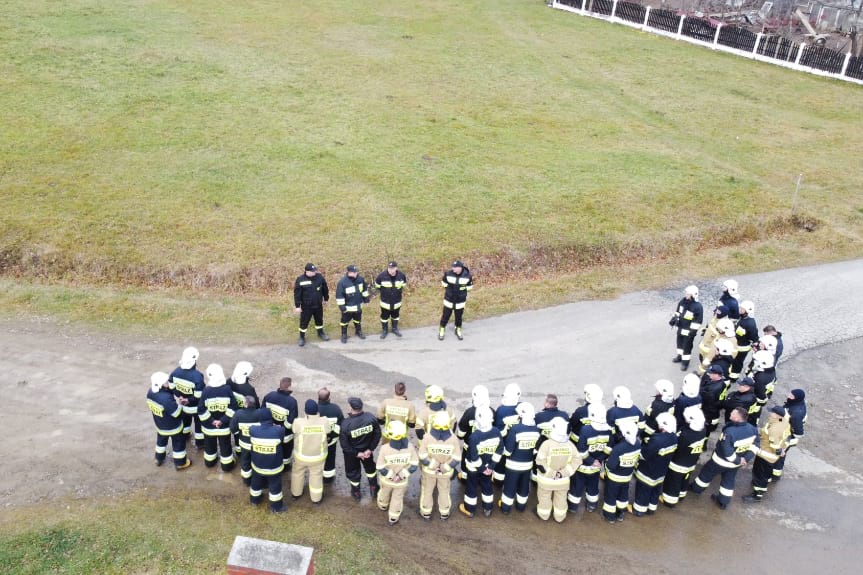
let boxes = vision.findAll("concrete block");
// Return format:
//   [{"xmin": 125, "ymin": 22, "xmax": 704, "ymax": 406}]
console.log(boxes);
[{"xmin": 227, "ymin": 536, "xmax": 314, "ymax": 575}]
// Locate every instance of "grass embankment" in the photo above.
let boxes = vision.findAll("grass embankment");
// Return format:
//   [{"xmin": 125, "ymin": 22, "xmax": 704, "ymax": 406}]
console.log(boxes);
[
  {"xmin": 1, "ymin": 0, "xmax": 862, "ymax": 338},
  {"xmin": 0, "ymin": 491, "xmax": 403, "ymax": 575}
]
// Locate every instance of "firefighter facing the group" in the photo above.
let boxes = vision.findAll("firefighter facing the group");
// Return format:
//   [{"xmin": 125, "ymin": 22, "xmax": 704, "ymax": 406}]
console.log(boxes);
[
  {"xmin": 291, "ymin": 399, "xmax": 331, "ymax": 504},
  {"xmin": 418, "ymin": 411, "xmax": 461, "ymax": 521},
  {"xmin": 375, "ymin": 420, "xmax": 419, "ymax": 526},
  {"xmin": 374, "ymin": 261, "xmax": 407, "ymax": 339},
  {"xmin": 294, "ymin": 263, "xmax": 330, "ymax": 347},
  {"xmin": 147, "ymin": 371, "xmax": 191, "ymax": 470},
  {"xmin": 670, "ymin": 285, "xmax": 703, "ymax": 371},
  {"xmin": 535, "ymin": 418, "xmax": 579, "ymax": 523},
  {"xmin": 336, "ymin": 265, "xmax": 370, "ymax": 344},
  {"xmin": 438, "ymin": 260, "xmax": 473, "ymax": 341}
]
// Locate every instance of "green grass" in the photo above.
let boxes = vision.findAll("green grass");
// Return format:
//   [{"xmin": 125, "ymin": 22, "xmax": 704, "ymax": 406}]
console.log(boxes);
[
  {"xmin": 1, "ymin": 0, "xmax": 862, "ymax": 331},
  {"xmin": 0, "ymin": 491, "xmax": 402, "ymax": 575}
]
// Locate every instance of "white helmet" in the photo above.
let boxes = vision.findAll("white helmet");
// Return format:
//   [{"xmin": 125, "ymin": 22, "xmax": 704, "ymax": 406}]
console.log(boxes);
[
  {"xmin": 715, "ymin": 339, "xmax": 734, "ymax": 357},
  {"xmin": 150, "ymin": 371, "xmax": 169, "ymax": 394},
  {"xmin": 685, "ymin": 285, "xmax": 699, "ymax": 301},
  {"xmin": 475, "ymin": 406, "xmax": 494, "ymax": 432},
  {"xmin": 613, "ymin": 386, "xmax": 633, "ymax": 409},
  {"xmin": 716, "ymin": 318, "xmax": 735, "ymax": 338},
  {"xmin": 205, "ymin": 363, "xmax": 226, "ymax": 387},
  {"xmin": 760, "ymin": 335, "xmax": 778, "ymax": 354},
  {"xmin": 620, "ymin": 421, "xmax": 639, "ymax": 445},
  {"xmin": 550, "ymin": 417, "xmax": 569, "ymax": 443},
  {"xmin": 584, "ymin": 383, "xmax": 604, "ymax": 404},
  {"xmin": 588, "ymin": 403, "xmax": 608, "ymax": 427},
  {"xmin": 722, "ymin": 279, "xmax": 739, "ymax": 297},
  {"xmin": 753, "ymin": 350, "xmax": 775, "ymax": 371},
  {"xmin": 683, "ymin": 405, "xmax": 706, "ymax": 432},
  {"xmin": 740, "ymin": 300, "xmax": 755, "ymax": 316},
  {"xmin": 655, "ymin": 379, "xmax": 674, "ymax": 403},
  {"xmin": 179, "ymin": 346, "xmax": 199, "ymax": 370},
  {"xmin": 502, "ymin": 383, "xmax": 522, "ymax": 407},
  {"xmin": 231, "ymin": 361, "xmax": 253, "ymax": 385},
  {"xmin": 682, "ymin": 373, "xmax": 700, "ymax": 399},
  {"xmin": 472, "ymin": 385, "xmax": 490, "ymax": 409},
  {"xmin": 656, "ymin": 412, "xmax": 677, "ymax": 434},
  {"xmin": 516, "ymin": 402, "xmax": 536, "ymax": 426}
]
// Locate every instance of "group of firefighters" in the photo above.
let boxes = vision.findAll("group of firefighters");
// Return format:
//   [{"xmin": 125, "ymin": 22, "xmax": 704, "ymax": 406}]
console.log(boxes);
[{"xmin": 145, "ymin": 276, "xmax": 808, "ymax": 524}]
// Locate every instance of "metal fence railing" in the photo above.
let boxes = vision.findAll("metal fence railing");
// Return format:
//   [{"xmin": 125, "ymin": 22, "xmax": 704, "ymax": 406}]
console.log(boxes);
[{"xmin": 550, "ymin": 1, "xmax": 862, "ymax": 86}]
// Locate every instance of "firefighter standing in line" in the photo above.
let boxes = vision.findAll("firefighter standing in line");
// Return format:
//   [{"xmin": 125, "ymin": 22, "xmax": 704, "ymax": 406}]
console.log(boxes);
[
  {"xmin": 291, "ymin": 399, "xmax": 330, "ymax": 504},
  {"xmin": 700, "ymin": 365, "xmax": 728, "ymax": 434},
  {"xmin": 294, "ymin": 263, "xmax": 330, "ymax": 347},
  {"xmin": 602, "ymin": 421, "xmax": 642, "ymax": 524},
  {"xmin": 570, "ymin": 384, "xmax": 603, "ymax": 444},
  {"xmin": 697, "ymin": 316, "xmax": 737, "ymax": 375},
  {"xmin": 198, "ymin": 364, "xmax": 238, "ymax": 471},
  {"xmin": 748, "ymin": 350, "xmax": 777, "ymax": 425},
  {"xmin": 229, "ymin": 395, "xmax": 260, "ymax": 485},
  {"xmin": 418, "ymin": 411, "xmax": 461, "ymax": 521},
  {"xmin": 375, "ymin": 420, "xmax": 419, "ymax": 526},
  {"xmin": 415, "ymin": 384, "xmax": 456, "ymax": 441},
  {"xmin": 456, "ymin": 385, "xmax": 493, "ymax": 481},
  {"xmin": 722, "ymin": 377, "xmax": 757, "ymax": 424},
  {"xmin": 718, "ymin": 279, "xmax": 740, "ymax": 320},
  {"xmin": 438, "ymin": 260, "xmax": 473, "ymax": 341},
  {"xmin": 249, "ymin": 407, "xmax": 286, "ymax": 513},
  {"xmin": 696, "ymin": 305, "xmax": 729, "ymax": 373},
  {"xmin": 374, "ymin": 261, "xmax": 406, "ymax": 339},
  {"xmin": 569, "ymin": 403, "xmax": 612, "ymax": 514},
  {"xmin": 533, "ymin": 394, "xmax": 570, "ymax": 482},
  {"xmin": 317, "ymin": 387, "xmax": 344, "ymax": 485},
  {"xmin": 492, "ymin": 383, "xmax": 523, "ymax": 482},
  {"xmin": 773, "ymin": 389, "xmax": 807, "ymax": 481},
  {"xmin": 730, "ymin": 300, "xmax": 759, "ymax": 381},
  {"xmin": 228, "ymin": 361, "xmax": 258, "ymax": 456},
  {"xmin": 535, "ymin": 418, "xmax": 580, "ymax": 523},
  {"xmin": 169, "ymin": 346, "xmax": 205, "ymax": 448},
  {"xmin": 674, "ymin": 373, "xmax": 702, "ymax": 430},
  {"xmin": 336, "ymin": 265, "xmax": 370, "ymax": 344},
  {"xmin": 147, "ymin": 371, "xmax": 191, "ymax": 470},
  {"xmin": 632, "ymin": 412, "xmax": 678, "ymax": 516},
  {"xmin": 743, "ymin": 406, "xmax": 791, "ymax": 503},
  {"xmin": 262, "ymin": 377, "xmax": 299, "ymax": 468},
  {"xmin": 606, "ymin": 386, "xmax": 644, "ymax": 441},
  {"xmin": 340, "ymin": 397, "xmax": 381, "ymax": 501},
  {"xmin": 643, "ymin": 380, "xmax": 675, "ymax": 437},
  {"xmin": 498, "ymin": 402, "xmax": 541, "ymax": 515},
  {"xmin": 670, "ymin": 285, "xmax": 703, "ymax": 371},
  {"xmin": 691, "ymin": 406, "xmax": 759, "ymax": 510},
  {"xmin": 376, "ymin": 381, "xmax": 416, "ymax": 444},
  {"xmin": 661, "ymin": 406, "xmax": 708, "ymax": 508},
  {"xmin": 460, "ymin": 406, "xmax": 501, "ymax": 518}
]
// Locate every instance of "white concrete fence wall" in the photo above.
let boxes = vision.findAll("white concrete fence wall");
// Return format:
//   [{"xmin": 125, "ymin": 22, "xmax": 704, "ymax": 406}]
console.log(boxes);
[{"xmin": 550, "ymin": 0, "xmax": 863, "ymax": 86}]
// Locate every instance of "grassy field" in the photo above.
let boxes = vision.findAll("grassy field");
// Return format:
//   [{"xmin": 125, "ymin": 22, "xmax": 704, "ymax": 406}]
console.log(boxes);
[{"xmin": 1, "ymin": 0, "xmax": 862, "ymax": 338}]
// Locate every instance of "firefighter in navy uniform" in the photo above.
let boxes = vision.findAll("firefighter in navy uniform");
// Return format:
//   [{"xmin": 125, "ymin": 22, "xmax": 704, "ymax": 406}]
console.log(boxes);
[
  {"xmin": 262, "ymin": 377, "xmax": 299, "ymax": 468},
  {"xmin": 147, "ymin": 371, "xmax": 191, "ymax": 470},
  {"xmin": 498, "ymin": 402, "xmax": 541, "ymax": 514},
  {"xmin": 249, "ymin": 407, "xmax": 286, "ymax": 513},
  {"xmin": 294, "ymin": 263, "xmax": 330, "ymax": 347},
  {"xmin": 602, "ymin": 421, "xmax": 642, "ymax": 523},
  {"xmin": 336, "ymin": 265, "xmax": 370, "ymax": 344},
  {"xmin": 661, "ymin": 406, "xmax": 708, "ymax": 508},
  {"xmin": 569, "ymin": 403, "xmax": 612, "ymax": 513},
  {"xmin": 340, "ymin": 397, "xmax": 381, "ymax": 501},
  {"xmin": 730, "ymin": 299, "xmax": 759, "ymax": 381},
  {"xmin": 691, "ymin": 406, "xmax": 759, "ymax": 509},
  {"xmin": 722, "ymin": 377, "xmax": 757, "ymax": 424},
  {"xmin": 198, "ymin": 364, "xmax": 238, "ymax": 471},
  {"xmin": 773, "ymin": 389, "xmax": 807, "ymax": 481},
  {"xmin": 606, "ymin": 386, "xmax": 644, "ymax": 442},
  {"xmin": 438, "ymin": 260, "xmax": 473, "ymax": 341},
  {"xmin": 675, "ymin": 373, "xmax": 702, "ymax": 430},
  {"xmin": 701, "ymin": 365, "xmax": 729, "ymax": 435},
  {"xmin": 316, "ymin": 387, "xmax": 344, "ymax": 485},
  {"xmin": 643, "ymin": 380, "xmax": 675, "ymax": 438},
  {"xmin": 493, "ymin": 383, "xmax": 523, "ymax": 482},
  {"xmin": 747, "ymin": 349, "xmax": 777, "ymax": 425},
  {"xmin": 459, "ymin": 406, "xmax": 501, "ymax": 518},
  {"xmin": 228, "ymin": 361, "xmax": 258, "ymax": 457},
  {"xmin": 456, "ymin": 385, "xmax": 493, "ymax": 481},
  {"xmin": 670, "ymin": 285, "xmax": 703, "ymax": 371},
  {"xmin": 718, "ymin": 279, "xmax": 740, "ymax": 320},
  {"xmin": 230, "ymin": 395, "xmax": 260, "ymax": 485},
  {"xmin": 743, "ymin": 406, "xmax": 791, "ymax": 503},
  {"xmin": 632, "ymin": 413, "xmax": 678, "ymax": 516},
  {"xmin": 569, "ymin": 384, "xmax": 603, "ymax": 445},
  {"xmin": 535, "ymin": 394, "xmax": 570, "ymax": 443},
  {"xmin": 374, "ymin": 261, "xmax": 407, "ymax": 339},
  {"xmin": 169, "ymin": 346, "xmax": 205, "ymax": 448}
]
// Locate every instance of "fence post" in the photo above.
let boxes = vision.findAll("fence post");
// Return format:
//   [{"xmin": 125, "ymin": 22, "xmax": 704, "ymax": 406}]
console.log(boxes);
[
  {"xmin": 677, "ymin": 15, "xmax": 686, "ymax": 39},
  {"xmin": 643, "ymin": 6, "xmax": 651, "ymax": 30},
  {"xmin": 713, "ymin": 23, "xmax": 722, "ymax": 48},
  {"xmin": 754, "ymin": 33, "xmax": 762, "ymax": 56},
  {"xmin": 795, "ymin": 43, "xmax": 805, "ymax": 66},
  {"xmin": 611, "ymin": 0, "xmax": 618, "ymax": 21},
  {"xmin": 841, "ymin": 52, "xmax": 851, "ymax": 76}
]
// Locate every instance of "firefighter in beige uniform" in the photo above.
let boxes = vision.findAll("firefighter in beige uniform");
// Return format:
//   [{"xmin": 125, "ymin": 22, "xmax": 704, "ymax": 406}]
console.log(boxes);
[
  {"xmin": 418, "ymin": 411, "xmax": 461, "ymax": 521},
  {"xmin": 376, "ymin": 382, "xmax": 416, "ymax": 444},
  {"xmin": 376, "ymin": 420, "xmax": 420, "ymax": 525},
  {"xmin": 291, "ymin": 399, "xmax": 330, "ymax": 504},
  {"xmin": 535, "ymin": 418, "xmax": 581, "ymax": 523},
  {"xmin": 697, "ymin": 317, "xmax": 738, "ymax": 375},
  {"xmin": 414, "ymin": 384, "xmax": 456, "ymax": 440}
]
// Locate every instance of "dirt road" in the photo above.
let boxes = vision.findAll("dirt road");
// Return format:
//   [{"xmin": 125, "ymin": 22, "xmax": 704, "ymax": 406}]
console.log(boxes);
[{"xmin": 2, "ymin": 258, "xmax": 862, "ymax": 573}]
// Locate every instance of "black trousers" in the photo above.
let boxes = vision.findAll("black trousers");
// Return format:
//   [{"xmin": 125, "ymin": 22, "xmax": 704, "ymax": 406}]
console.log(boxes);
[
  {"xmin": 203, "ymin": 432, "xmax": 235, "ymax": 471},
  {"xmin": 340, "ymin": 311, "xmax": 362, "ymax": 329},
  {"xmin": 344, "ymin": 452, "xmax": 377, "ymax": 488},
  {"xmin": 155, "ymin": 432, "xmax": 187, "ymax": 467},
  {"xmin": 676, "ymin": 331, "xmax": 697, "ymax": 360},
  {"xmin": 323, "ymin": 440, "xmax": 338, "ymax": 482},
  {"xmin": 299, "ymin": 306, "xmax": 324, "ymax": 333},
  {"xmin": 440, "ymin": 307, "xmax": 464, "ymax": 328},
  {"xmin": 250, "ymin": 471, "xmax": 284, "ymax": 511},
  {"xmin": 380, "ymin": 306, "xmax": 401, "ymax": 322},
  {"xmin": 182, "ymin": 410, "xmax": 204, "ymax": 446}
]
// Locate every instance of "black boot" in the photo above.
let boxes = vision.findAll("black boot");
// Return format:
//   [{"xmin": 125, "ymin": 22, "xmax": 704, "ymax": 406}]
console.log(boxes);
[
  {"xmin": 391, "ymin": 320, "xmax": 402, "ymax": 337},
  {"xmin": 298, "ymin": 333, "xmax": 306, "ymax": 347},
  {"xmin": 341, "ymin": 326, "xmax": 348, "ymax": 344},
  {"xmin": 681, "ymin": 360, "xmax": 690, "ymax": 371},
  {"xmin": 380, "ymin": 324, "xmax": 388, "ymax": 339},
  {"xmin": 355, "ymin": 325, "xmax": 366, "ymax": 340},
  {"xmin": 317, "ymin": 328, "xmax": 330, "ymax": 341},
  {"xmin": 672, "ymin": 355, "xmax": 682, "ymax": 363}
]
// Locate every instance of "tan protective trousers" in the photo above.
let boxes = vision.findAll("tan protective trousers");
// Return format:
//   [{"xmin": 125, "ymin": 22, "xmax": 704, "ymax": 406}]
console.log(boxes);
[
  {"xmin": 291, "ymin": 459, "xmax": 324, "ymax": 502},
  {"xmin": 377, "ymin": 484, "xmax": 407, "ymax": 521},
  {"xmin": 536, "ymin": 485, "xmax": 568, "ymax": 523},
  {"xmin": 420, "ymin": 471, "xmax": 453, "ymax": 517}
]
